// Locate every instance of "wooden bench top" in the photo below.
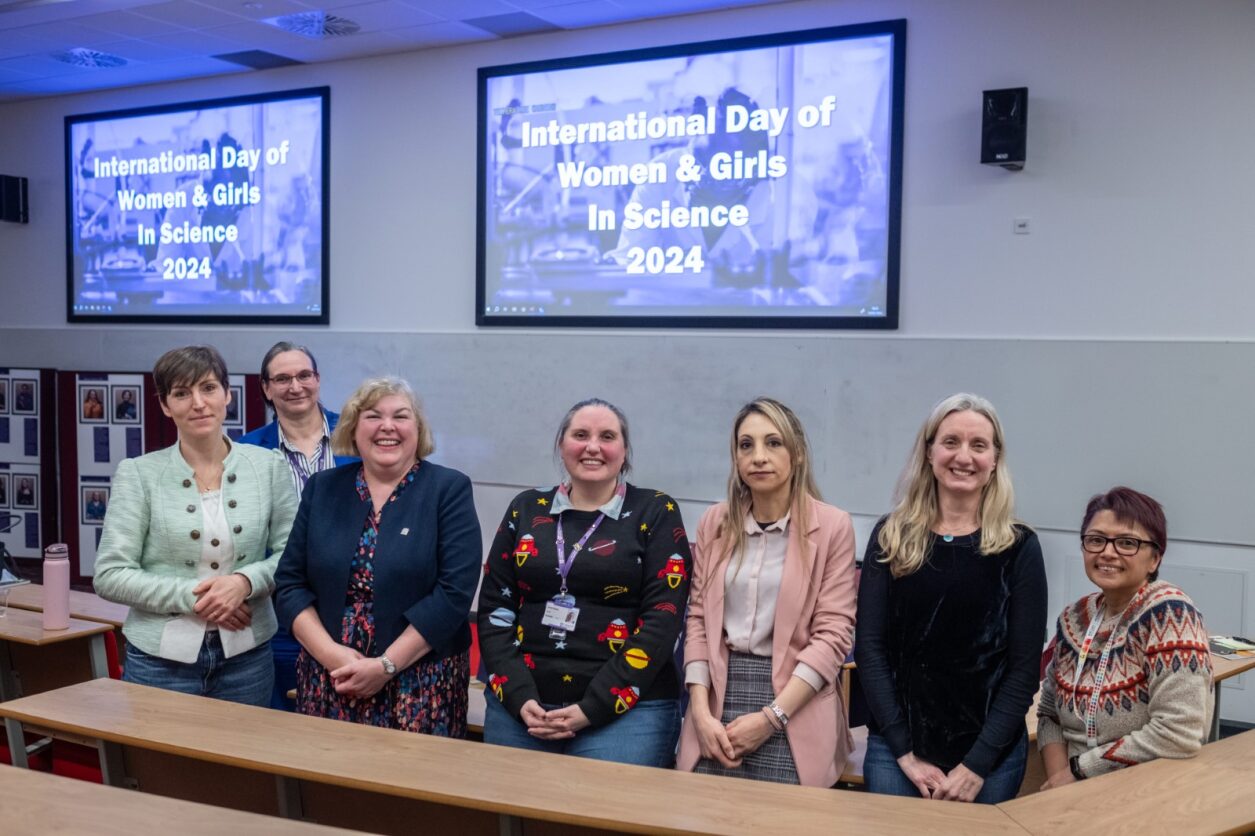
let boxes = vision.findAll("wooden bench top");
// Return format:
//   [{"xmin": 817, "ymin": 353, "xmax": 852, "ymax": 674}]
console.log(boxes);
[
  {"xmin": 998, "ymin": 729, "xmax": 1255, "ymax": 835},
  {"xmin": 4, "ymin": 583, "xmax": 129, "ymax": 628},
  {"xmin": 0, "ymin": 762, "xmax": 362, "ymax": 835},
  {"xmin": 0, "ymin": 678, "xmax": 1025, "ymax": 836},
  {"xmin": 0, "ymin": 608, "xmax": 112, "ymax": 646}
]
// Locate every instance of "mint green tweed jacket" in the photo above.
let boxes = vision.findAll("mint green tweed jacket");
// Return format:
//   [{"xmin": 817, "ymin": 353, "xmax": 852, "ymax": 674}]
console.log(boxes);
[{"xmin": 93, "ymin": 440, "xmax": 298, "ymax": 659}]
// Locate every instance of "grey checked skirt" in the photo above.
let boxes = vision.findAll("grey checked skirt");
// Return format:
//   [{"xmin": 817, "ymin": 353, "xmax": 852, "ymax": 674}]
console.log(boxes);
[{"xmin": 694, "ymin": 651, "xmax": 800, "ymax": 784}]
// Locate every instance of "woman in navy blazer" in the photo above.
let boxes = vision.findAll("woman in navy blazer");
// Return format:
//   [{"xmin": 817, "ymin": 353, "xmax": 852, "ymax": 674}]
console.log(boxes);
[{"xmin": 274, "ymin": 377, "xmax": 482, "ymax": 737}]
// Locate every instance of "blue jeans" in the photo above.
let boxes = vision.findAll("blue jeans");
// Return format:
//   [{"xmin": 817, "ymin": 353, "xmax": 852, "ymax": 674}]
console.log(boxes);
[
  {"xmin": 269, "ymin": 629, "xmax": 301, "ymax": 711},
  {"xmin": 123, "ymin": 633, "xmax": 274, "ymax": 708},
  {"xmin": 863, "ymin": 731, "xmax": 1027, "ymax": 804},
  {"xmin": 483, "ymin": 693, "xmax": 680, "ymax": 767}
]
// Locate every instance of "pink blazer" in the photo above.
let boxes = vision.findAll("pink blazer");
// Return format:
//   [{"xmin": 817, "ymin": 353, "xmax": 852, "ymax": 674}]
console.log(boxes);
[{"xmin": 676, "ymin": 497, "xmax": 857, "ymax": 787}]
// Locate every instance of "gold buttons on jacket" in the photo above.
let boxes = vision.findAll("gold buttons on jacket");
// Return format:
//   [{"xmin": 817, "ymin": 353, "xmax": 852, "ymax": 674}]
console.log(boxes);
[
  {"xmin": 233, "ymin": 525, "xmax": 242, "ymax": 534},
  {"xmin": 228, "ymin": 499, "xmax": 237, "ymax": 509},
  {"xmin": 210, "ymin": 562, "xmax": 219, "ymax": 570},
  {"xmin": 190, "ymin": 530, "xmax": 201, "ymax": 540},
  {"xmin": 187, "ymin": 505, "xmax": 196, "ymax": 513},
  {"xmin": 210, "ymin": 538, "xmax": 220, "ymax": 547},
  {"xmin": 227, "ymin": 474, "xmax": 236, "ymax": 484},
  {"xmin": 182, "ymin": 479, "xmax": 192, "ymax": 488}
]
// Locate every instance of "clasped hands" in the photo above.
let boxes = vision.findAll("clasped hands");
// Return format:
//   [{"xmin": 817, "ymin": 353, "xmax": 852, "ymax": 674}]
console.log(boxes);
[
  {"xmin": 521, "ymin": 699, "xmax": 591, "ymax": 740},
  {"xmin": 191, "ymin": 574, "xmax": 252, "ymax": 630},
  {"xmin": 693, "ymin": 710, "xmax": 776, "ymax": 768},
  {"xmin": 897, "ymin": 753, "xmax": 985, "ymax": 802}
]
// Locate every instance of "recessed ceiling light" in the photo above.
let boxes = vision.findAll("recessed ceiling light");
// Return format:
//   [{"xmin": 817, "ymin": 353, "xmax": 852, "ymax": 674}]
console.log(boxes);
[
  {"xmin": 52, "ymin": 48, "xmax": 127, "ymax": 69},
  {"xmin": 262, "ymin": 11, "xmax": 361, "ymax": 38}
]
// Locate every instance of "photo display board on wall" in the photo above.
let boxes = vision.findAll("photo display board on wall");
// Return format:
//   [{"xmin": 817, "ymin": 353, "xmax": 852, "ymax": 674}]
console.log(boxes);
[{"xmin": 0, "ymin": 368, "xmax": 58, "ymax": 562}]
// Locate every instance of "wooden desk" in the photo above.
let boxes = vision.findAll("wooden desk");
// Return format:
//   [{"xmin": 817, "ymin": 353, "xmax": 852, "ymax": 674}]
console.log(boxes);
[
  {"xmin": 0, "ymin": 762, "xmax": 363, "ymax": 835},
  {"xmin": 0, "ymin": 679, "xmax": 1026, "ymax": 836},
  {"xmin": 1210, "ymin": 653, "xmax": 1255, "ymax": 741},
  {"xmin": 997, "ymin": 729, "xmax": 1255, "ymax": 835},
  {"xmin": 0, "ymin": 609, "xmax": 110, "ymax": 703},
  {"xmin": 5, "ymin": 583, "xmax": 129, "ymax": 628}
]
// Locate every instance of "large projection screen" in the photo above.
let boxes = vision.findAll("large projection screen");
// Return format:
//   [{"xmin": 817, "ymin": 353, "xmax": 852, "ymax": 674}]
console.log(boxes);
[
  {"xmin": 66, "ymin": 87, "xmax": 329, "ymax": 325},
  {"xmin": 478, "ymin": 20, "xmax": 905, "ymax": 329}
]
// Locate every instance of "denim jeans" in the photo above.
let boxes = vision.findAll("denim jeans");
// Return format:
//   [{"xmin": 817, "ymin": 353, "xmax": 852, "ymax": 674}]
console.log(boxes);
[
  {"xmin": 483, "ymin": 693, "xmax": 680, "ymax": 767},
  {"xmin": 269, "ymin": 629, "xmax": 301, "ymax": 711},
  {"xmin": 863, "ymin": 730, "xmax": 1028, "ymax": 804},
  {"xmin": 123, "ymin": 633, "xmax": 273, "ymax": 707}
]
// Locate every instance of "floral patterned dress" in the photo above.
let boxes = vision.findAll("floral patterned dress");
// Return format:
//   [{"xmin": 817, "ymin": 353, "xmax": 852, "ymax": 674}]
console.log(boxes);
[{"xmin": 295, "ymin": 463, "xmax": 469, "ymax": 736}]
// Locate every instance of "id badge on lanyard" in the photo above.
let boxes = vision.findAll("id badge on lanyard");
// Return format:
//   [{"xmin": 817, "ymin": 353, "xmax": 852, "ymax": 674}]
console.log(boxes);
[{"xmin": 543, "ymin": 511, "xmax": 606, "ymax": 639}]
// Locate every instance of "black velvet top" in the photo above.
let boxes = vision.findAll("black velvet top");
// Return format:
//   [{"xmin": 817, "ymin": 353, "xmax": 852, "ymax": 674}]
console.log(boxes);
[{"xmin": 854, "ymin": 521, "xmax": 1047, "ymax": 776}]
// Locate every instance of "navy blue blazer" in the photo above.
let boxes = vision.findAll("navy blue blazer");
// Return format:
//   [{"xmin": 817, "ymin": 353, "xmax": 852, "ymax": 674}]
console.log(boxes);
[
  {"xmin": 274, "ymin": 460, "xmax": 482, "ymax": 659},
  {"xmin": 237, "ymin": 408, "xmax": 358, "ymax": 468}
]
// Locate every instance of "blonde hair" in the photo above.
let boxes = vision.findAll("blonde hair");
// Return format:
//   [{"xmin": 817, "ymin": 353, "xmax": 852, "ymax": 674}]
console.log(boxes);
[
  {"xmin": 331, "ymin": 377, "xmax": 434, "ymax": 460},
  {"xmin": 877, "ymin": 393, "xmax": 1019, "ymax": 578},
  {"xmin": 716, "ymin": 398, "xmax": 822, "ymax": 572}
]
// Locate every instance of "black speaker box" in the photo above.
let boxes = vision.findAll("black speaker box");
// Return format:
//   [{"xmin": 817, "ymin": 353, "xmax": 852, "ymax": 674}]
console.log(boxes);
[
  {"xmin": 0, "ymin": 174, "xmax": 28, "ymax": 223},
  {"xmin": 981, "ymin": 88, "xmax": 1028, "ymax": 170}
]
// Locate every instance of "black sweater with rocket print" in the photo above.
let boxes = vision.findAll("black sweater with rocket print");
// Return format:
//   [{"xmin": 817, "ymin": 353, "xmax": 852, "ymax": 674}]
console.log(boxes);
[{"xmin": 477, "ymin": 484, "xmax": 691, "ymax": 728}]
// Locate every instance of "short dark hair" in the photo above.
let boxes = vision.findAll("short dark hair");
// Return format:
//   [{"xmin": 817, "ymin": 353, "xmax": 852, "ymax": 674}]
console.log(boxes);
[
  {"xmin": 1082, "ymin": 486, "xmax": 1167, "ymax": 581},
  {"xmin": 153, "ymin": 346, "xmax": 229, "ymax": 404},
  {"xmin": 259, "ymin": 341, "xmax": 319, "ymax": 411}
]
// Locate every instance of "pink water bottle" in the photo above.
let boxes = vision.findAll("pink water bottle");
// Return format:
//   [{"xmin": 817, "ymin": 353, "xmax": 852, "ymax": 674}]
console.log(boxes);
[{"xmin": 43, "ymin": 543, "xmax": 70, "ymax": 631}]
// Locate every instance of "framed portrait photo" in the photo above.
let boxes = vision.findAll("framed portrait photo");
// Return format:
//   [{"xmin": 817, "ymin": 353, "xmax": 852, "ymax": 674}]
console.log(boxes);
[
  {"xmin": 79, "ymin": 383, "xmax": 108, "ymax": 424},
  {"xmin": 0, "ymin": 378, "xmax": 8, "ymax": 414},
  {"xmin": 81, "ymin": 485, "xmax": 110, "ymax": 525},
  {"xmin": 111, "ymin": 385, "xmax": 142, "ymax": 424},
  {"xmin": 224, "ymin": 384, "xmax": 244, "ymax": 427},
  {"xmin": 0, "ymin": 473, "xmax": 9, "ymax": 508},
  {"xmin": 13, "ymin": 473, "xmax": 37, "ymax": 509},
  {"xmin": 12, "ymin": 378, "xmax": 37, "ymax": 415}
]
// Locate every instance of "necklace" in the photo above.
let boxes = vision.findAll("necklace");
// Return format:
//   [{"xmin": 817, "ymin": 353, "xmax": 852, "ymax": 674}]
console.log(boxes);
[{"xmin": 194, "ymin": 463, "xmax": 224, "ymax": 493}]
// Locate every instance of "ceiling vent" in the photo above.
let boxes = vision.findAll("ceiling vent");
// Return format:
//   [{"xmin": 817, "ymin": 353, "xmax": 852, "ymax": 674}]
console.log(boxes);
[
  {"xmin": 263, "ymin": 11, "xmax": 361, "ymax": 38},
  {"xmin": 52, "ymin": 48, "xmax": 128, "ymax": 69}
]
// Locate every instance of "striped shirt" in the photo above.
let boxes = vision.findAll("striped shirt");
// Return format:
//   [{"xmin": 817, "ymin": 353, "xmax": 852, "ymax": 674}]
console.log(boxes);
[{"xmin": 276, "ymin": 416, "xmax": 336, "ymax": 496}]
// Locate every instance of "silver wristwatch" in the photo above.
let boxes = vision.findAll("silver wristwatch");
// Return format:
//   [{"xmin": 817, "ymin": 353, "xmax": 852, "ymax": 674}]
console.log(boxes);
[{"xmin": 379, "ymin": 655, "xmax": 397, "ymax": 676}]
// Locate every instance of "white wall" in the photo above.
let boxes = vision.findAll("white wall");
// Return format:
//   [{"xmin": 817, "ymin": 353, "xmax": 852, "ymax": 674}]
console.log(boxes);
[{"xmin": 2, "ymin": 0, "xmax": 1254, "ymax": 718}]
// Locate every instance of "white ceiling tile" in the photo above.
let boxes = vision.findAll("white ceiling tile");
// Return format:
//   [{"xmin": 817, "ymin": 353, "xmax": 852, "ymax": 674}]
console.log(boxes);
[
  {"xmin": 190, "ymin": 0, "xmax": 309, "ymax": 21},
  {"xmin": 203, "ymin": 19, "xmax": 308, "ymax": 49},
  {"xmin": 0, "ymin": 51, "xmax": 93, "ymax": 77},
  {"xmin": 129, "ymin": 0, "xmax": 242, "ymax": 28},
  {"xmin": 502, "ymin": 0, "xmax": 596, "ymax": 9},
  {"xmin": 146, "ymin": 27, "xmax": 249, "ymax": 55},
  {"xmin": 385, "ymin": 20, "xmax": 493, "ymax": 48},
  {"xmin": 73, "ymin": 10, "xmax": 185, "ymax": 37},
  {"xmin": 0, "ymin": 27, "xmax": 68, "ymax": 55},
  {"xmin": 93, "ymin": 36, "xmax": 194, "ymax": 62},
  {"xmin": 267, "ymin": 27, "xmax": 400, "ymax": 60},
  {"xmin": 530, "ymin": 1, "xmax": 638, "ymax": 29},
  {"xmin": 317, "ymin": 0, "xmax": 440, "ymax": 32},
  {"xmin": 395, "ymin": 0, "xmax": 516, "ymax": 20}
]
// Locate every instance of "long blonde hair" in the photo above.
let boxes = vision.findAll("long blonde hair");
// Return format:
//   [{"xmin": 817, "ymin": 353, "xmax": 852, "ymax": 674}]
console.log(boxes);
[
  {"xmin": 716, "ymin": 398, "xmax": 822, "ymax": 571},
  {"xmin": 877, "ymin": 393, "xmax": 1019, "ymax": 578}
]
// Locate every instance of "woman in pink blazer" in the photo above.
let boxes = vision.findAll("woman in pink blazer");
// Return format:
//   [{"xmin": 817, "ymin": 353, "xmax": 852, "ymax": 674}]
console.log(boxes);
[{"xmin": 677, "ymin": 398, "xmax": 857, "ymax": 786}]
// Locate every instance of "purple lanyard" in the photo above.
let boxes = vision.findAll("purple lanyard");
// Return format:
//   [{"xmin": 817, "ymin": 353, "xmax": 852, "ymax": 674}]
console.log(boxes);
[{"xmin": 554, "ymin": 512, "xmax": 605, "ymax": 597}]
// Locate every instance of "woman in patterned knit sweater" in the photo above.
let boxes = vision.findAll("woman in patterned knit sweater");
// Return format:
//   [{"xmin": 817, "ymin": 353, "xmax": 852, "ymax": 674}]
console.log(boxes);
[
  {"xmin": 1037, "ymin": 487, "xmax": 1212, "ymax": 788},
  {"xmin": 477, "ymin": 398, "xmax": 690, "ymax": 766}
]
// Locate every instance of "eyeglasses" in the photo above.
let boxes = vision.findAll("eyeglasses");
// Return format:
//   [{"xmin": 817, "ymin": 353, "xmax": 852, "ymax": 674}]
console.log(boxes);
[
  {"xmin": 268, "ymin": 370, "xmax": 318, "ymax": 387},
  {"xmin": 1080, "ymin": 534, "xmax": 1160, "ymax": 557}
]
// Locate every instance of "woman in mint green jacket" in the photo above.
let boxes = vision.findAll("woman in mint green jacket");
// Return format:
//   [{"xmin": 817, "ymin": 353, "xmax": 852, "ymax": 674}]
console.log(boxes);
[{"xmin": 94, "ymin": 346, "xmax": 298, "ymax": 705}]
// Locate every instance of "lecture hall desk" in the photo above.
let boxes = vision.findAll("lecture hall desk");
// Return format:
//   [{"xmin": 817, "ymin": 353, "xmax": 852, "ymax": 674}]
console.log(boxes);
[
  {"xmin": 0, "ymin": 762, "xmax": 363, "ymax": 836},
  {"xmin": 5, "ymin": 582, "xmax": 129, "ymax": 628},
  {"xmin": 0, "ymin": 608, "xmax": 111, "ymax": 704},
  {"xmin": 0, "ymin": 678, "xmax": 1025, "ymax": 836}
]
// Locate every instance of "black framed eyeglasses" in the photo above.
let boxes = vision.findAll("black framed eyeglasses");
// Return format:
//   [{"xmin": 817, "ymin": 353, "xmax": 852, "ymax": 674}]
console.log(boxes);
[
  {"xmin": 1080, "ymin": 534, "xmax": 1160, "ymax": 557},
  {"xmin": 267, "ymin": 370, "xmax": 318, "ymax": 387}
]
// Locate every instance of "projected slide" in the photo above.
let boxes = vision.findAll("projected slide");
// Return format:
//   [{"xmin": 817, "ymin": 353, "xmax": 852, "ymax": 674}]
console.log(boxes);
[
  {"xmin": 478, "ymin": 21, "xmax": 904, "ymax": 328},
  {"xmin": 66, "ymin": 87, "xmax": 328, "ymax": 324}
]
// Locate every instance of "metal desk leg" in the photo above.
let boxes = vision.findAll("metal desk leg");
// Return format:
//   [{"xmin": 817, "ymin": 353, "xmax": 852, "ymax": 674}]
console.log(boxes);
[
  {"xmin": 5, "ymin": 717, "xmax": 28, "ymax": 769},
  {"xmin": 88, "ymin": 633, "xmax": 109, "ymax": 679},
  {"xmin": 98, "ymin": 740, "xmax": 127, "ymax": 787},
  {"xmin": 276, "ymin": 776, "xmax": 304, "ymax": 819},
  {"xmin": 0, "ymin": 639, "xmax": 19, "ymax": 701},
  {"xmin": 1210, "ymin": 683, "xmax": 1222, "ymax": 743}
]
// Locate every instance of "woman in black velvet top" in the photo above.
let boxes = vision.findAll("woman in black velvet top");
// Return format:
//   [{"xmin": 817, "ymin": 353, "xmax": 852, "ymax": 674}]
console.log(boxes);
[{"xmin": 855, "ymin": 393, "xmax": 1046, "ymax": 804}]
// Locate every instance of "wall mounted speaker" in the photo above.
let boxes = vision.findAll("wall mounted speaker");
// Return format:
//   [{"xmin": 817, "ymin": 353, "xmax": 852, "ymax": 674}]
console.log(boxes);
[
  {"xmin": 981, "ymin": 88, "xmax": 1027, "ymax": 170},
  {"xmin": 0, "ymin": 174, "xmax": 28, "ymax": 223}
]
